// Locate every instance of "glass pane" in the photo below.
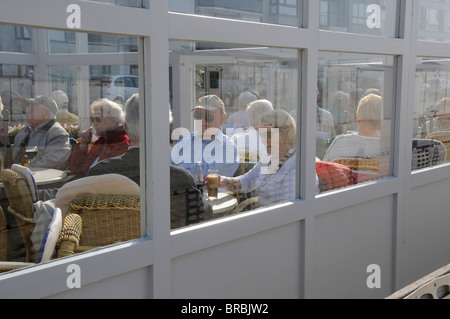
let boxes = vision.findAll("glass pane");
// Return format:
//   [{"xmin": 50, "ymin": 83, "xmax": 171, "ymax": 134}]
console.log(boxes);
[
  {"xmin": 169, "ymin": 0, "xmax": 302, "ymax": 27},
  {"xmin": 419, "ymin": 0, "xmax": 450, "ymax": 42},
  {"xmin": 0, "ymin": 26, "xmax": 142, "ymax": 274},
  {"xmin": 49, "ymin": 31, "xmax": 138, "ymax": 54},
  {"xmin": 88, "ymin": 0, "xmax": 140, "ymax": 7},
  {"xmin": 316, "ymin": 52, "xmax": 395, "ymax": 193},
  {"xmin": 169, "ymin": 41, "xmax": 300, "ymax": 226},
  {"xmin": 0, "ymin": 26, "xmax": 33, "ymax": 53},
  {"xmin": 413, "ymin": 57, "xmax": 450, "ymax": 170},
  {"xmin": 319, "ymin": 0, "xmax": 399, "ymax": 37}
]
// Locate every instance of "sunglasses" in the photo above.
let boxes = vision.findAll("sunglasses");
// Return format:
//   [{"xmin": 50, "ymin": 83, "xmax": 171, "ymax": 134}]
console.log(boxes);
[
  {"xmin": 193, "ymin": 109, "xmax": 216, "ymax": 123},
  {"xmin": 90, "ymin": 116, "xmax": 103, "ymax": 123}
]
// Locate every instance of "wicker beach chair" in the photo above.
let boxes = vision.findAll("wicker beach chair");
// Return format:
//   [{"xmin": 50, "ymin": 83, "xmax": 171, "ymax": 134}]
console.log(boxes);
[
  {"xmin": 412, "ymin": 138, "xmax": 447, "ymax": 169},
  {"xmin": 331, "ymin": 157, "xmax": 381, "ymax": 183},
  {"xmin": 0, "ymin": 169, "xmax": 35, "ymax": 262},
  {"xmin": 57, "ymin": 193, "xmax": 140, "ymax": 256},
  {"xmin": 424, "ymin": 132, "xmax": 450, "ymax": 162}
]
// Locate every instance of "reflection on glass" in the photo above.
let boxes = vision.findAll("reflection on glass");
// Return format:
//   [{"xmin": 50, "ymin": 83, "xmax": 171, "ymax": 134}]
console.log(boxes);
[
  {"xmin": 169, "ymin": 41, "xmax": 302, "ymax": 224},
  {"xmin": 0, "ymin": 26, "xmax": 33, "ymax": 53},
  {"xmin": 49, "ymin": 31, "xmax": 138, "ymax": 54},
  {"xmin": 88, "ymin": 0, "xmax": 140, "ymax": 7},
  {"xmin": 316, "ymin": 52, "xmax": 395, "ymax": 192},
  {"xmin": 418, "ymin": 0, "xmax": 450, "ymax": 42},
  {"xmin": 0, "ymin": 64, "xmax": 34, "ymax": 124},
  {"xmin": 413, "ymin": 57, "xmax": 450, "ymax": 170},
  {"xmin": 319, "ymin": 0, "xmax": 399, "ymax": 37},
  {"xmin": 170, "ymin": 0, "xmax": 302, "ymax": 27},
  {"xmin": 0, "ymin": 26, "xmax": 142, "ymax": 274}
]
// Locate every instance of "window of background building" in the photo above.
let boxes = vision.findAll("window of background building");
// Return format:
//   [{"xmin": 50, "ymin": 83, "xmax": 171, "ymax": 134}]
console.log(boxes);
[
  {"xmin": 49, "ymin": 31, "xmax": 138, "ymax": 54},
  {"xmin": 0, "ymin": 25, "xmax": 143, "ymax": 274},
  {"xmin": 412, "ymin": 57, "xmax": 450, "ymax": 170},
  {"xmin": 169, "ymin": 41, "xmax": 300, "ymax": 226},
  {"xmin": 319, "ymin": 0, "xmax": 400, "ymax": 38},
  {"xmin": 0, "ymin": 26, "xmax": 33, "ymax": 54},
  {"xmin": 316, "ymin": 52, "xmax": 395, "ymax": 193},
  {"xmin": 169, "ymin": 0, "xmax": 302, "ymax": 27},
  {"xmin": 419, "ymin": 0, "xmax": 450, "ymax": 42}
]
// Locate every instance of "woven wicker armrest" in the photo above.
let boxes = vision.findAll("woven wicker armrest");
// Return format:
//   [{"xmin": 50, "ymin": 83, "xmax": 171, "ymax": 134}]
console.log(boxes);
[
  {"xmin": 57, "ymin": 214, "xmax": 82, "ymax": 258},
  {"xmin": 66, "ymin": 194, "xmax": 140, "ymax": 250},
  {"xmin": 0, "ymin": 169, "xmax": 35, "ymax": 262}
]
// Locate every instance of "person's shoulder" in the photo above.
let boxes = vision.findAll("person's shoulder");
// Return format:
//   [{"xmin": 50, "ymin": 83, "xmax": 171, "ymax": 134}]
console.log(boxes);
[
  {"xmin": 50, "ymin": 121, "xmax": 69, "ymax": 134},
  {"xmin": 170, "ymin": 164, "xmax": 195, "ymax": 185},
  {"xmin": 170, "ymin": 164, "xmax": 192, "ymax": 177}
]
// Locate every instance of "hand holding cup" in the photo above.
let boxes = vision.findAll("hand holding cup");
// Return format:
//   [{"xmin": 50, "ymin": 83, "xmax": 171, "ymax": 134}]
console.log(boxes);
[{"xmin": 205, "ymin": 169, "xmax": 220, "ymax": 198}]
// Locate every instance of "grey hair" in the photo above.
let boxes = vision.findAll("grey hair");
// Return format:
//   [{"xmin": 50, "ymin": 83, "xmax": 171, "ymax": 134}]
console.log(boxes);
[
  {"xmin": 260, "ymin": 109, "xmax": 296, "ymax": 145},
  {"xmin": 246, "ymin": 99, "xmax": 274, "ymax": 128},
  {"xmin": 90, "ymin": 98, "xmax": 125, "ymax": 126},
  {"xmin": 124, "ymin": 93, "xmax": 140, "ymax": 143}
]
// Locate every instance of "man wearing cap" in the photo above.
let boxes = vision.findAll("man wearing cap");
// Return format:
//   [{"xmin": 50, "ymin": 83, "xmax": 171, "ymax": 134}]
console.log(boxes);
[
  {"xmin": 12, "ymin": 95, "xmax": 72, "ymax": 170},
  {"xmin": 171, "ymin": 94, "xmax": 240, "ymax": 177}
]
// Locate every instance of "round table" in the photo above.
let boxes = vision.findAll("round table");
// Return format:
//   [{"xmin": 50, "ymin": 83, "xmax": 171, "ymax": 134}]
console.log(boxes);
[
  {"xmin": 205, "ymin": 191, "xmax": 238, "ymax": 217},
  {"xmin": 0, "ymin": 167, "xmax": 67, "ymax": 187},
  {"xmin": 29, "ymin": 168, "xmax": 67, "ymax": 186}
]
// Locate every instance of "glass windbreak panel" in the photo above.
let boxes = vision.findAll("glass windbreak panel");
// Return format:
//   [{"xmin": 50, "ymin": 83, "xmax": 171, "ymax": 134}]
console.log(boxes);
[
  {"xmin": 169, "ymin": 0, "xmax": 302, "ymax": 27},
  {"xmin": 169, "ymin": 41, "xmax": 300, "ymax": 227},
  {"xmin": 49, "ymin": 31, "xmax": 138, "ymax": 54},
  {"xmin": 0, "ymin": 26, "xmax": 33, "ymax": 53},
  {"xmin": 413, "ymin": 57, "xmax": 450, "ymax": 170},
  {"xmin": 0, "ymin": 26, "xmax": 142, "ymax": 274},
  {"xmin": 419, "ymin": 0, "xmax": 450, "ymax": 42},
  {"xmin": 319, "ymin": 0, "xmax": 399, "ymax": 37},
  {"xmin": 316, "ymin": 52, "xmax": 395, "ymax": 193}
]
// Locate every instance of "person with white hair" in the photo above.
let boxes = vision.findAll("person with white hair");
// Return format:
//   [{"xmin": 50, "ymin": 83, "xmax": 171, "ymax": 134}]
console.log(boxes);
[
  {"xmin": 208, "ymin": 109, "xmax": 320, "ymax": 208},
  {"xmin": 51, "ymin": 90, "xmax": 79, "ymax": 125},
  {"xmin": 88, "ymin": 94, "xmax": 213, "ymax": 229},
  {"xmin": 70, "ymin": 98, "xmax": 129, "ymax": 176},
  {"xmin": 12, "ymin": 95, "xmax": 71, "ymax": 170},
  {"xmin": 231, "ymin": 99, "xmax": 273, "ymax": 164},
  {"xmin": 226, "ymin": 90, "xmax": 258, "ymax": 130}
]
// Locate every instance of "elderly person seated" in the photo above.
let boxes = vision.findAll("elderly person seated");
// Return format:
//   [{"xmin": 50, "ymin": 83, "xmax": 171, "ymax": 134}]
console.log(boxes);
[
  {"xmin": 12, "ymin": 95, "xmax": 71, "ymax": 170},
  {"xmin": 231, "ymin": 99, "xmax": 273, "ymax": 164},
  {"xmin": 88, "ymin": 94, "xmax": 213, "ymax": 229},
  {"xmin": 171, "ymin": 95, "xmax": 240, "ymax": 178},
  {"xmin": 70, "ymin": 98, "xmax": 129, "ymax": 176},
  {"xmin": 51, "ymin": 90, "xmax": 79, "ymax": 126},
  {"xmin": 208, "ymin": 109, "xmax": 319, "ymax": 208},
  {"xmin": 323, "ymin": 93, "xmax": 382, "ymax": 162},
  {"xmin": 226, "ymin": 90, "xmax": 258, "ymax": 130}
]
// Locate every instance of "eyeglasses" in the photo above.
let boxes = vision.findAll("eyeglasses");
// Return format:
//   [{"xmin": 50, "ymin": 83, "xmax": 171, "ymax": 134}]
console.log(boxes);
[
  {"xmin": 193, "ymin": 109, "xmax": 216, "ymax": 123},
  {"xmin": 90, "ymin": 116, "xmax": 103, "ymax": 123}
]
